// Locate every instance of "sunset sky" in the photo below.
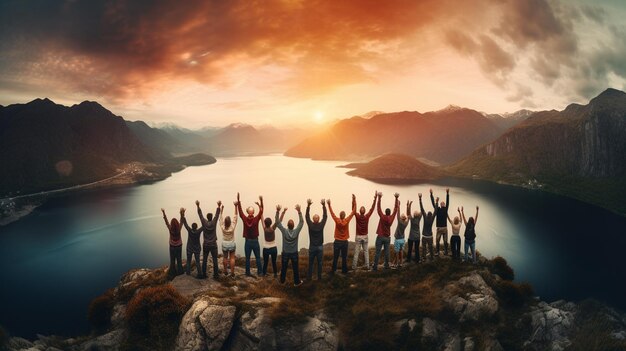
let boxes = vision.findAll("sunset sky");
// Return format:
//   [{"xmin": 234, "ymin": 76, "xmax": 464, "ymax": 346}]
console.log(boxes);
[{"xmin": 1, "ymin": 0, "xmax": 626, "ymax": 128}]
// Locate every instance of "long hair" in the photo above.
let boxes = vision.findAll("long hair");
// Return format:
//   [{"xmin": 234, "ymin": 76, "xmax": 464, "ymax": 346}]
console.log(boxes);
[
  {"xmin": 170, "ymin": 218, "xmax": 180, "ymax": 235},
  {"xmin": 467, "ymin": 217, "xmax": 475, "ymax": 227}
]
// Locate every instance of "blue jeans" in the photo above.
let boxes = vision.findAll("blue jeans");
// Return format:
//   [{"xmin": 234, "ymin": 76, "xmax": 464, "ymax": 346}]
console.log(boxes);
[
  {"xmin": 280, "ymin": 251, "xmax": 300, "ymax": 284},
  {"xmin": 262, "ymin": 247, "xmax": 278, "ymax": 276},
  {"xmin": 332, "ymin": 240, "xmax": 348, "ymax": 274},
  {"xmin": 373, "ymin": 236, "xmax": 390, "ymax": 270},
  {"xmin": 245, "ymin": 239, "xmax": 262, "ymax": 275},
  {"xmin": 464, "ymin": 240, "xmax": 476, "ymax": 263},
  {"xmin": 308, "ymin": 245, "xmax": 323, "ymax": 280}
]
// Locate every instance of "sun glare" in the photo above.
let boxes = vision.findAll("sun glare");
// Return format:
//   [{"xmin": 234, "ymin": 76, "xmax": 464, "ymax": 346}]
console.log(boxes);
[{"xmin": 313, "ymin": 110, "xmax": 324, "ymax": 123}]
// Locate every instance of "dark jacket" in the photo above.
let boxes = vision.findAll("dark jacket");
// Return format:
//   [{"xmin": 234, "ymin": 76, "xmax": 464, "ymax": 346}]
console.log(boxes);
[
  {"xmin": 182, "ymin": 217, "xmax": 202, "ymax": 253},
  {"xmin": 306, "ymin": 204, "xmax": 327, "ymax": 247},
  {"xmin": 198, "ymin": 206, "xmax": 221, "ymax": 247},
  {"xmin": 420, "ymin": 198, "xmax": 435, "ymax": 237},
  {"xmin": 431, "ymin": 192, "xmax": 449, "ymax": 228}
]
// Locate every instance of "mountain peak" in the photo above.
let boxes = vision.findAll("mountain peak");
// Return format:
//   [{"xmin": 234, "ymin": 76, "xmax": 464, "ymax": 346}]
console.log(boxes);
[
  {"xmin": 26, "ymin": 97, "xmax": 56, "ymax": 107},
  {"xmin": 437, "ymin": 104, "xmax": 466, "ymax": 113},
  {"xmin": 589, "ymin": 88, "xmax": 626, "ymax": 105}
]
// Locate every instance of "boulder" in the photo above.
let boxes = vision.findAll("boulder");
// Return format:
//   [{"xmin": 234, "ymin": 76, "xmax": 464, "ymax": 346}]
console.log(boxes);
[
  {"xmin": 421, "ymin": 318, "xmax": 439, "ymax": 341},
  {"xmin": 275, "ymin": 314, "xmax": 338, "ymax": 351},
  {"xmin": 463, "ymin": 336, "xmax": 475, "ymax": 351},
  {"xmin": 198, "ymin": 305, "xmax": 237, "ymax": 350},
  {"xmin": 483, "ymin": 338, "xmax": 504, "ymax": 351},
  {"xmin": 110, "ymin": 303, "xmax": 126, "ymax": 327},
  {"xmin": 443, "ymin": 332, "xmax": 461, "ymax": 351},
  {"xmin": 175, "ymin": 297, "xmax": 237, "ymax": 351},
  {"xmin": 79, "ymin": 329, "xmax": 126, "ymax": 351},
  {"xmin": 443, "ymin": 273, "xmax": 498, "ymax": 321},
  {"xmin": 524, "ymin": 301, "xmax": 574, "ymax": 351},
  {"xmin": 6, "ymin": 337, "xmax": 34, "ymax": 350},
  {"xmin": 231, "ymin": 307, "xmax": 277, "ymax": 350}
]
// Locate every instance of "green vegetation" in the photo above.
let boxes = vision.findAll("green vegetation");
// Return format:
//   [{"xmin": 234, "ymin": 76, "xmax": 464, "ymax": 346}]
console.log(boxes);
[{"xmin": 124, "ymin": 285, "xmax": 191, "ymax": 351}]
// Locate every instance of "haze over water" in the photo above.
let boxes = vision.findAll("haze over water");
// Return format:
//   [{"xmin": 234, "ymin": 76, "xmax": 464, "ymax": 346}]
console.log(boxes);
[{"xmin": 1, "ymin": 155, "xmax": 625, "ymax": 338}]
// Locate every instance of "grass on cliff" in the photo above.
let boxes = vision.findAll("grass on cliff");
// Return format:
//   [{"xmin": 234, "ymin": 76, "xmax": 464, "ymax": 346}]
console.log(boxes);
[{"xmin": 243, "ymin": 248, "xmax": 535, "ymax": 350}]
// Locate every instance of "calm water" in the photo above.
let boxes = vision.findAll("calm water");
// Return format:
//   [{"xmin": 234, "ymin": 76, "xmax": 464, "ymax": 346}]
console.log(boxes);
[{"xmin": 1, "ymin": 155, "xmax": 625, "ymax": 338}]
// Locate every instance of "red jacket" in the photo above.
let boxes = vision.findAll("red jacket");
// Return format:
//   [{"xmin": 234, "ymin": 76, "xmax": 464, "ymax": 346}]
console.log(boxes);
[
  {"xmin": 376, "ymin": 198, "xmax": 398, "ymax": 237},
  {"xmin": 237, "ymin": 202, "xmax": 263, "ymax": 239}
]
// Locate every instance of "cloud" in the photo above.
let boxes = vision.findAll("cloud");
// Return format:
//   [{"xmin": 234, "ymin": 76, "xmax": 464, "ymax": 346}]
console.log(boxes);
[{"xmin": 0, "ymin": 0, "xmax": 625, "ymax": 109}]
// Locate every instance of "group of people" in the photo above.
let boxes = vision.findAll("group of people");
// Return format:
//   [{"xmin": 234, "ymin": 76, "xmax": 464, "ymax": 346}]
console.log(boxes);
[{"xmin": 161, "ymin": 189, "xmax": 480, "ymax": 286}]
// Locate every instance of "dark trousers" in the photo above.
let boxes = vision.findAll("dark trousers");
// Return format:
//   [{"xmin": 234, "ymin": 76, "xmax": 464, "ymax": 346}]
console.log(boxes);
[
  {"xmin": 262, "ymin": 247, "xmax": 278, "ymax": 276},
  {"xmin": 373, "ymin": 236, "xmax": 391, "ymax": 270},
  {"xmin": 280, "ymin": 252, "xmax": 300, "ymax": 284},
  {"xmin": 332, "ymin": 240, "xmax": 348, "ymax": 274},
  {"xmin": 169, "ymin": 245, "xmax": 183, "ymax": 275},
  {"xmin": 245, "ymin": 239, "xmax": 261, "ymax": 275},
  {"xmin": 202, "ymin": 245, "xmax": 219, "ymax": 277},
  {"xmin": 451, "ymin": 235, "xmax": 461, "ymax": 260},
  {"xmin": 407, "ymin": 239, "xmax": 420, "ymax": 262},
  {"xmin": 308, "ymin": 245, "xmax": 323, "ymax": 280},
  {"xmin": 186, "ymin": 250, "xmax": 201, "ymax": 276}
]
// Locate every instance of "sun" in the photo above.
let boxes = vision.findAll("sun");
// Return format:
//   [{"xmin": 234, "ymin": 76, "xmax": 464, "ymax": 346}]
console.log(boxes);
[{"xmin": 313, "ymin": 111, "xmax": 324, "ymax": 123}]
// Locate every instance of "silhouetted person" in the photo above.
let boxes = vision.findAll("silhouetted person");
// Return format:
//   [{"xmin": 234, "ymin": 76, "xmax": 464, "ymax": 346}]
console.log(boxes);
[
  {"xmin": 219, "ymin": 203, "xmax": 238, "ymax": 277},
  {"xmin": 353, "ymin": 192, "xmax": 377, "ymax": 271},
  {"xmin": 431, "ymin": 188, "xmax": 450, "ymax": 256},
  {"xmin": 419, "ymin": 193, "xmax": 435, "ymax": 261},
  {"xmin": 406, "ymin": 200, "xmax": 422, "ymax": 263},
  {"xmin": 196, "ymin": 200, "xmax": 221, "ymax": 279},
  {"xmin": 393, "ymin": 201, "xmax": 409, "ymax": 268},
  {"xmin": 181, "ymin": 208, "xmax": 202, "ymax": 278},
  {"xmin": 373, "ymin": 192, "xmax": 399, "ymax": 271},
  {"xmin": 276, "ymin": 204, "xmax": 304, "ymax": 286},
  {"xmin": 448, "ymin": 208, "xmax": 463, "ymax": 260},
  {"xmin": 161, "ymin": 208, "xmax": 184, "ymax": 277},
  {"xmin": 236, "ymin": 193, "xmax": 264, "ymax": 277},
  {"xmin": 328, "ymin": 195, "xmax": 356, "ymax": 274},
  {"xmin": 461, "ymin": 206, "xmax": 479, "ymax": 263},
  {"xmin": 306, "ymin": 198, "xmax": 327, "ymax": 280},
  {"xmin": 262, "ymin": 207, "xmax": 286, "ymax": 278}
]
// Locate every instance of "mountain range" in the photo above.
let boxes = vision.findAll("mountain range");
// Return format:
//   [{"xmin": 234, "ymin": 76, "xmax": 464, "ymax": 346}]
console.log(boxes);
[{"xmin": 284, "ymin": 106, "xmax": 529, "ymax": 165}]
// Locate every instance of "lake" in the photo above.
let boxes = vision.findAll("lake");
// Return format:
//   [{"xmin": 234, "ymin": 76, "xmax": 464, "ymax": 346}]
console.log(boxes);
[{"xmin": 1, "ymin": 155, "xmax": 625, "ymax": 338}]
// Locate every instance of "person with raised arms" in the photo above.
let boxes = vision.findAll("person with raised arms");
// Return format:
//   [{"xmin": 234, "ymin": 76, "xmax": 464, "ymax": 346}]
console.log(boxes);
[
  {"xmin": 180, "ymin": 207, "xmax": 203, "ymax": 278},
  {"xmin": 261, "ymin": 207, "xmax": 286, "ymax": 278},
  {"xmin": 161, "ymin": 208, "xmax": 184, "ymax": 277},
  {"xmin": 431, "ymin": 188, "xmax": 450, "ymax": 257},
  {"xmin": 275, "ymin": 204, "xmax": 304, "ymax": 286},
  {"xmin": 461, "ymin": 206, "xmax": 479, "ymax": 264},
  {"xmin": 235, "ymin": 193, "xmax": 264, "ymax": 277},
  {"xmin": 448, "ymin": 208, "xmax": 463, "ymax": 260},
  {"xmin": 196, "ymin": 200, "xmax": 221, "ymax": 279},
  {"xmin": 392, "ymin": 200, "xmax": 410, "ymax": 268},
  {"xmin": 372, "ymin": 192, "xmax": 400, "ymax": 271},
  {"xmin": 419, "ymin": 193, "xmax": 436, "ymax": 262},
  {"xmin": 406, "ymin": 200, "xmax": 422, "ymax": 263},
  {"xmin": 219, "ymin": 203, "xmax": 238, "ymax": 278},
  {"xmin": 306, "ymin": 198, "xmax": 327, "ymax": 281},
  {"xmin": 352, "ymin": 191, "xmax": 377, "ymax": 271},
  {"xmin": 327, "ymin": 195, "xmax": 356, "ymax": 275}
]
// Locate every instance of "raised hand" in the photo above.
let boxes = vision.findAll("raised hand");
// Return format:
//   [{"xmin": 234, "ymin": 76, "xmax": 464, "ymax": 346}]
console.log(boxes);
[
  {"xmin": 320, "ymin": 199, "xmax": 325, "ymax": 205},
  {"xmin": 180, "ymin": 207, "xmax": 186, "ymax": 215},
  {"xmin": 195, "ymin": 200, "xmax": 200, "ymax": 206},
  {"xmin": 436, "ymin": 197, "xmax": 440, "ymax": 203},
  {"xmin": 259, "ymin": 195, "xmax": 263, "ymax": 202},
  {"xmin": 458, "ymin": 207, "xmax": 461, "ymax": 212},
  {"xmin": 276, "ymin": 204, "xmax": 281, "ymax": 211},
  {"xmin": 407, "ymin": 200, "xmax": 413, "ymax": 206},
  {"xmin": 352, "ymin": 194, "xmax": 356, "ymax": 200},
  {"xmin": 237, "ymin": 192, "xmax": 240, "ymax": 201},
  {"xmin": 161, "ymin": 208, "xmax": 165, "ymax": 214},
  {"xmin": 217, "ymin": 200, "xmax": 222, "ymax": 207},
  {"xmin": 295, "ymin": 204, "xmax": 301, "ymax": 211},
  {"xmin": 307, "ymin": 198, "xmax": 312, "ymax": 205},
  {"xmin": 446, "ymin": 188, "xmax": 450, "ymax": 193},
  {"xmin": 461, "ymin": 206, "xmax": 464, "ymax": 212},
  {"xmin": 326, "ymin": 199, "xmax": 331, "ymax": 205},
  {"xmin": 429, "ymin": 188, "xmax": 433, "ymax": 194},
  {"xmin": 476, "ymin": 205, "xmax": 479, "ymax": 211},
  {"xmin": 418, "ymin": 193, "xmax": 422, "ymax": 198},
  {"xmin": 233, "ymin": 201, "xmax": 238, "ymax": 206},
  {"xmin": 255, "ymin": 201, "xmax": 260, "ymax": 206},
  {"xmin": 394, "ymin": 192, "xmax": 400, "ymax": 198},
  {"xmin": 282, "ymin": 207, "xmax": 288, "ymax": 213}
]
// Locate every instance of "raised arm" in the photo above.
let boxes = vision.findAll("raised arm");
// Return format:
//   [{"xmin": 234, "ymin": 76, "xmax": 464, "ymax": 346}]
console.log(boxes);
[
  {"xmin": 327, "ymin": 199, "xmax": 338, "ymax": 221},
  {"xmin": 279, "ymin": 207, "xmax": 287, "ymax": 226},
  {"xmin": 296, "ymin": 205, "xmax": 304, "ymax": 232},
  {"xmin": 446, "ymin": 189, "xmax": 450, "ymax": 208},
  {"xmin": 367, "ymin": 192, "xmax": 377, "ymax": 217},
  {"xmin": 460, "ymin": 207, "xmax": 467, "ymax": 225},
  {"xmin": 161, "ymin": 209, "xmax": 170, "ymax": 230},
  {"xmin": 235, "ymin": 194, "xmax": 245, "ymax": 221},
  {"xmin": 181, "ymin": 208, "xmax": 192, "ymax": 231},
  {"xmin": 211, "ymin": 201, "xmax": 222, "ymax": 226},
  {"xmin": 430, "ymin": 189, "xmax": 437, "ymax": 209},
  {"xmin": 257, "ymin": 195, "xmax": 264, "ymax": 219},
  {"xmin": 376, "ymin": 193, "xmax": 383, "ymax": 217},
  {"xmin": 196, "ymin": 201, "xmax": 209, "ymax": 227},
  {"xmin": 321, "ymin": 199, "xmax": 328, "ymax": 224},
  {"xmin": 274, "ymin": 207, "xmax": 284, "ymax": 230},
  {"xmin": 390, "ymin": 193, "xmax": 400, "ymax": 220},
  {"xmin": 418, "ymin": 194, "xmax": 425, "ymax": 216},
  {"xmin": 474, "ymin": 206, "xmax": 479, "ymax": 225},
  {"xmin": 407, "ymin": 200, "xmax": 412, "ymax": 218},
  {"xmin": 232, "ymin": 206, "xmax": 238, "ymax": 229},
  {"xmin": 305, "ymin": 199, "xmax": 312, "ymax": 225},
  {"xmin": 351, "ymin": 194, "xmax": 357, "ymax": 215}
]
